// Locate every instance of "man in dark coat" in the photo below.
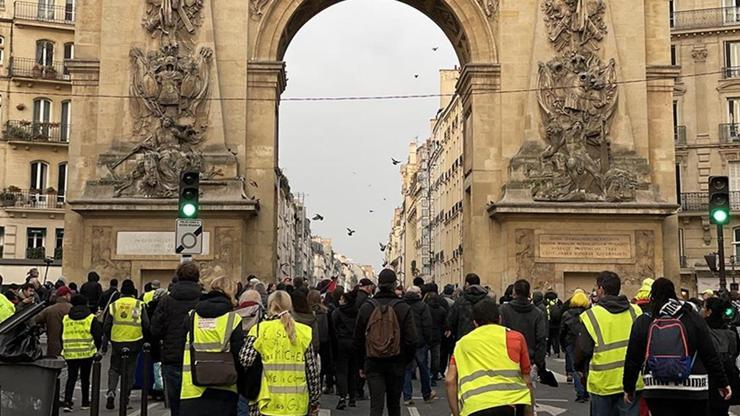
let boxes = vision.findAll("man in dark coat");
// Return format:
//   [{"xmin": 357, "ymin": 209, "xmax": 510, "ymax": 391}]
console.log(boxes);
[
  {"xmin": 500, "ymin": 279, "xmax": 549, "ymax": 377},
  {"xmin": 151, "ymin": 262, "xmax": 202, "ymax": 416},
  {"xmin": 402, "ymin": 286, "xmax": 435, "ymax": 403},
  {"xmin": 354, "ymin": 269, "xmax": 419, "ymax": 416},
  {"xmin": 99, "ymin": 279, "xmax": 119, "ymax": 311},
  {"xmin": 445, "ymin": 273, "xmax": 489, "ymax": 341},
  {"xmin": 80, "ymin": 271, "xmax": 103, "ymax": 312}
]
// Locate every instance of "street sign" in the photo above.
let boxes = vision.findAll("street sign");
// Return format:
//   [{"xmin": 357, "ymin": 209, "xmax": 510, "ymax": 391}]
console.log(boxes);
[{"xmin": 176, "ymin": 219, "xmax": 203, "ymax": 255}]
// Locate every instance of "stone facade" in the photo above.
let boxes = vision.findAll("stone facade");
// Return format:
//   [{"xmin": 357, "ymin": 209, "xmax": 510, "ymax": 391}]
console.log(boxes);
[
  {"xmin": 66, "ymin": 0, "xmax": 677, "ymax": 296},
  {"xmin": 0, "ymin": 0, "xmax": 75, "ymax": 282}
]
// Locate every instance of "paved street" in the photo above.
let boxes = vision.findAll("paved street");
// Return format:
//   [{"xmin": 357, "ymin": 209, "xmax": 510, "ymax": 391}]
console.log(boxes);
[{"xmin": 64, "ymin": 356, "xmax": 586, "ymax": 416}]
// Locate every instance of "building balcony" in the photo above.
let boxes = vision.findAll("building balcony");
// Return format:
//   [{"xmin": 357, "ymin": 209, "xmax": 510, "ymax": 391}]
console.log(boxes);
[
  {"xmin": 674, "ymin": 125, "xmax": 686, "ymax": 145},
  {"xmin": 671, "ymin": 7, "xmax": 740, "ymax": 31},
  {"xmin": 3, "ymin": 120, "xmax": 70, "ymax": 144},
  {"xmin": 14, "ymin": 1, "xmax": 75, "ymax": 26},
  {"xmin": 25, "ymin": 247, "xmax": 45, "ymax": 260},
  {"xmin": 720, "ymin": 123, "xmax": 740, "ymax": 144},
  {"xmin": 724, "ymin": 67, "xmax": 740, "ymax": 79},
  {"xmin": 680, "ymin": 191, "xmax": 740, "ymax": 212},
  {"xmin": 9, "ymin": 57, "xmax": 70, "ymax": 82},
  {"xmin": 1, "ymin": 188, "xmax": 65, "ymax": 210}
]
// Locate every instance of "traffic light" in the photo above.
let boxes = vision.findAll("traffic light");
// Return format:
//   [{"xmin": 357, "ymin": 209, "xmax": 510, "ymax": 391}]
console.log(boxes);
[
  {"xmin": 179, "ymin": 170, "xmax": 199, "ymax": 219},
  {"xmin": 709, "ymin": 176, "xmax": 731, "ymax": 225}
]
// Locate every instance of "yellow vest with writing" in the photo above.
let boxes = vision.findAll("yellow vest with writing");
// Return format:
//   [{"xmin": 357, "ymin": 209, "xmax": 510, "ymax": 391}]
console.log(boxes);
[
  {"xmin": 180, "ymin": 311, "xmax": 242, "ymax": 400},
  {"xmin": 0, "ymin": 293, "xmax": 14, "ymax": 324},
  {"xmin": 581, "ymin": 304, "xmax": 644, "ymax": 395},
  {"xmin": 62, "ymin": 315, "xmax": 96, "ymax": 360},
  {"xmin": 250, "ymin": 319, "xmax": 312, "ymax": 416},
  {"xmin": 108, "ymin": 297, "xmax": 143, "ymax": 343},
  {"xmin": 453, "ymin": 325, "xmax": 531, "ymax": 416}
]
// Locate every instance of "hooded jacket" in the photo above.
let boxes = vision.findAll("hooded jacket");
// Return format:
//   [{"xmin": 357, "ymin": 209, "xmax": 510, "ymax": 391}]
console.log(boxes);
[
  {"xmin": 445, "ymin": 285, "xmax": 489, "ymax": 341},
  {"xmin": 332, "ymin": 302, "xmax": 358, "ymax": 349},
  {"xmin": 404, "ymin": 292, "xmax": 433, "ymax": 347},
  {"xmin": 574, "ymin": 294, "xmax": 632, "ymax": 372},
  {"xmin": 623, "ymin": 299, "xmax": 728, "ymax": 400},
  {"xmin": 424, "ymin": 292, "xmax": 449, "ymax": 346},
  {"xmin": 500, "ymin": 296, "xmax": 548, "ymax": 370},
  {"xmin": 292, "ymin": 310, "xmax": 320, "ymax": 351},
  {"xmin": 558, "ymin": 306, "xmax": 586, "ymax": 349},
  {"xmin": 151, "ymin": 280, "xmax": 202, "ymax": 365}
]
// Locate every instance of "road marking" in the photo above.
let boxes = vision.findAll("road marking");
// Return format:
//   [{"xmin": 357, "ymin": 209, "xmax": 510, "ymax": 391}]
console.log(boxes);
[
  {"xmin": 408, "ymin": 406, "xmax": 421, "ymax": 416},
  {"xmin": 127, "ymin": 402, "xmax": 161, "ymax": 416},
  {"xmin": 538, "ymin": 399, "xmax": 568, "ymax": 402},
  {"xmin": 535, "ymin": 403, "xmax": 567, "ymax": 416}
]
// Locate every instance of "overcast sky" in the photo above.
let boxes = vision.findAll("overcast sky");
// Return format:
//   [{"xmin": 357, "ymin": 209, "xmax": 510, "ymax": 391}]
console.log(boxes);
[{"xmin": 278, "ymin": 0, "xmax": 458, "ymax": 270}]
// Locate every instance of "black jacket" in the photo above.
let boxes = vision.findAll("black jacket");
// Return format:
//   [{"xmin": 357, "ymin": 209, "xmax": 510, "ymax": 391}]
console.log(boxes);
[
  {"xmin": 99, "ymin": 287, "xmax": 119, "ymax": 311},
  {"xmin": 574, "ymin": 295, "xmax": 631, "ymax": 373},
  {"xmin": 150, "ymin": 281, "xmax": 201, "ymax": 365},
  {"xmin": 354, "ymin": 289, "xmax": 419, "ymax": 369},
  {"xmin": 425, "ymin": 293, "xmax": 449, "ymax": 346},
  {"xmin": 445, "ymin": 285, "xmax": 489, "ymax": 341},
  {"xmin": 332, "ymin": 302, "xmax": 358, "ymax": 352},
  {"xmin": 623, "ymin": 300, "xmax": 728, "ymax": 400},
  {"xmin": 404, "ymin": 292, "xmax": 433, "ymax": 347},
  {"xmin": 80, "ymin": 281, "xmax": 103, "ymax": 311},
  {"xmin": 67, "ymin": 304, "xmax": 103, "ymax": 349},
  {"xmin": 500, "ymin": 296, "xmax": 547, "ymax": 370},
  {"xmin": 559, "ymin": 306, "xmax": 586, "ymax": 349}
]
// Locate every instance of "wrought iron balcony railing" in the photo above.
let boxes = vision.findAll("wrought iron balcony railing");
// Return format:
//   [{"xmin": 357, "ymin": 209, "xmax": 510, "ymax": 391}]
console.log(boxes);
[
  {"xmin": 26, "ymin": 247, "xmax": 46, "ymax": 260},
  {"xmin": 672, "ymin": 7, "xmax": 740, "ymax": 30},
  {"xmin": 720, "ymin": 123, "xmax": 740, "ymax": 144},
  {"xmin": 9, "ymin": 57, "xmax": 70, "ymax": 81},
  {"xmin": 681, "ymin": 191, "xmax": 740, "ymax": 211},
  {"xmin": 674, "ymin": 125, "xmax": 687, "ymax": 145},
  {"xmin": 15, "ymin": 1, "xmax": 75, "ymax": 24},
  {"xmin": 4, "ymin": 120, "xmax": 70, "ymax": 143},
  {"xmin": 1, "ymin": 188, "xmax": 65, "ymax": 210},
  {"xmin": 725, "ymin": 66, "xmax": 740, "ymax": 79}
]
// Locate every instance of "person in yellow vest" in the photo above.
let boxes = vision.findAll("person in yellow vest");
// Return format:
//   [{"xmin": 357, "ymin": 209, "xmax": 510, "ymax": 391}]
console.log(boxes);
[
  {"xmin": 103, "ymin": 279, "xmax": 149, "ymax": 410},
  {"xmin": 0, "ymin": 285, "xmax": 15, "ymax": 325},
  {"xmin": 574, "ymin": 271, "xmax": 643, "ymax": 416},
  {"xmin": 180, "ymin": 275, "xmax": 245, "ymax": 416},
  {"xmin": 61, "ymin": 294, "xmax": 103, "ymax": 413},
  {"xmin": 142, "ymin": 280, "xmax": 161, "ymax": 305},
  {"xmin": 239, "ymin": 290, "xmax": 321, "ymax": 416},
  {"xmin": 445, "ymin": 298, "xmax": 534, "ymax": 416}
]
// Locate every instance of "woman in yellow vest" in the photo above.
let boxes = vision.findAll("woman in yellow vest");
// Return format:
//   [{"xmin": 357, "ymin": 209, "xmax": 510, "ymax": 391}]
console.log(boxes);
[
  {"xmin": 238, "ymin": 290, "xmax": 322, "ymax": 416},
  {"xmin": 445, "ymin": 298, "xmax": 534, "ymax": 416},
  {"xmin": 180, "ymin": 276, "xmax": 246, "ymax": 416},
  {"xmin": 61, "ymin": 294, "xmax": 103, "ymax": 413}
]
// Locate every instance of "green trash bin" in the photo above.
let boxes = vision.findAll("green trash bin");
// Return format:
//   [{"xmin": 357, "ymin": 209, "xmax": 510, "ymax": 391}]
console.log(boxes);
[{"xmin": 0, "ymin": 358, "xmax": 66, "ymax": 416}]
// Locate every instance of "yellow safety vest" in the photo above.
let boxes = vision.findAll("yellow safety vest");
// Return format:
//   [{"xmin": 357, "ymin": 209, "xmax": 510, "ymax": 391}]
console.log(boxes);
[
  {"xmin": 142, "ymin": 290, "xmax": 155, "ymax": 305},
  {"xmin": 108, "ymin": 297, "xmax": 143, "ymax": 343},
  {"xmin": 453, "ymin": 325, "xmax": 531, "ymax": 416},
  {"xmin": 181, "ymin": 311, "xmax": 242, "ymax": 400},
  {"xmin": 250, "ymin": 319, "xmax": 312, "ymax": 416},
  {"xmin": 581, "ymin": 304, "xmax": 644, "ymax": 396},
  {"xmin": 0, "ymin": 293, "xmax": 14, "ymax": 324},
  {"xmin": 62, "ymin": 315, "xmax": 97, "ymax": 360}
]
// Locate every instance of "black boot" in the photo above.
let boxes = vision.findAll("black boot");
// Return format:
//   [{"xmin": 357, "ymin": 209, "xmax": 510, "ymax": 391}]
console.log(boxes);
[{"xmin": 336, "ymin": 398, "xmax": 347, "ymax": 410}]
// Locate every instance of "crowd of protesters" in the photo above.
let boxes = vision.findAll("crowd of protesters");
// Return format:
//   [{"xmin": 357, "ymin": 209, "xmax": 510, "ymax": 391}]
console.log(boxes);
[{"xmin": 1, "ymin": 266, "xmax": 740, "ymax": 416}]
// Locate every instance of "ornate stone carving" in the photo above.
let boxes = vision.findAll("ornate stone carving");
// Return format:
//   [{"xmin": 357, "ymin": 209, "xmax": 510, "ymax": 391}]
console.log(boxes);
[
  {"xmin": 107, "ymin": 1, "xmax": 217, "ymax": 198},
  {"xmin": 199, "ymin": 227, "xmax": 236, "ymax": 286},
  {"xmin": 249, "ymin": 0, "xmax": 270, "ymax": 19},
  {"xmin": 691, "ymin": 47, "xmax": 708, "ymax": 63},
  {"xmin": 477, "ymin": 0, "xmax": 498, "ymax": 18},
  {"xmin": 521, "ymin": 0, "xmax": 642, "ymax": 202},
  {"xmin": 91, "ymin": 226, "xmax": 132, "ymax": 281}
]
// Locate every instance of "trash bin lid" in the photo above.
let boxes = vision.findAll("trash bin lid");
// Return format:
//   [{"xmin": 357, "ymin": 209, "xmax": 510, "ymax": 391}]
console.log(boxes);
[{"xmin": 0, "ymin": 357, "xmax": 66, "ymax": 370}]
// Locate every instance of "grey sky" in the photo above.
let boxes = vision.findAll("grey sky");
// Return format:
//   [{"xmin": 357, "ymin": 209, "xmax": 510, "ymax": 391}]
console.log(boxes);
[{"xmin": 279, "ymin": 0, "xmax": 458, "ymax": 269}]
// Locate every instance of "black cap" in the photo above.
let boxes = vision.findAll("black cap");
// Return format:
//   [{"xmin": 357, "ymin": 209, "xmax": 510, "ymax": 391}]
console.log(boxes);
[
  {"xmin": 359, "ymin": 278, "xmax": 374, "ymax": 287},
  {"xmin": 378, "ymin": 269, "xmax": 397, "ymax": 285}
]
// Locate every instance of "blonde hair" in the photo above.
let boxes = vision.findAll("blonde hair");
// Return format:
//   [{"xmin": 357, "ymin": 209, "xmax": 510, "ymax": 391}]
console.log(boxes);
[
  {"xmin": 210, "ymin": 276, "xmax": 237, "ymax": 306},
  {"xmin": 570, "ymin": 292, "xmax": 590, "ymax": 309},
  {"xmin": 268, "ymin": 291, "xmax": 297, "ymax": 344}
]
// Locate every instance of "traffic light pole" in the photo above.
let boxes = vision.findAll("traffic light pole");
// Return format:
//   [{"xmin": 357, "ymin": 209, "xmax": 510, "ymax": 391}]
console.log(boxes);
[{"xmin": 718, "ymin": 224, "xmax": 728, "ymax": 290}]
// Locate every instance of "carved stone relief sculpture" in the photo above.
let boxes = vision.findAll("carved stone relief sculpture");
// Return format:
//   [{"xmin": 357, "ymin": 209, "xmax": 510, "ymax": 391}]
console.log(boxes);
[
  {"xmin": 518, "ymin": 0, "xmax": 644, "ymax": 202},
  {"xmin": 106, "ymin": 0, "xmax": 217, "ymax": 198}
]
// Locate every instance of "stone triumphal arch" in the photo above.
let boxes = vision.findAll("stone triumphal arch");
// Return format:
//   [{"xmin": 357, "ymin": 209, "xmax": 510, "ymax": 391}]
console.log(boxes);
[{"xmin": 64, "ymin": 0, "xmax": 678, "ymax": 294}]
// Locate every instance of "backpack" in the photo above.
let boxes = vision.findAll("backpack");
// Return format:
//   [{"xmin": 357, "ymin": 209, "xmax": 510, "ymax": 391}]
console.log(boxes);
[
  {"xmin": 645, "ymin": 316, "xmax": 694, "ymax": 383},
  {"xmin": 365, "ymin": 299, "xmax": 402, "ymax": 358}
]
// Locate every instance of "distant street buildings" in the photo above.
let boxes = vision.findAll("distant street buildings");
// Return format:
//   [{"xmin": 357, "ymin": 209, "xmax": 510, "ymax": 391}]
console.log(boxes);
[{"xmin": 386, "ymin": 69, "xmax": 464, "ymax": 289}]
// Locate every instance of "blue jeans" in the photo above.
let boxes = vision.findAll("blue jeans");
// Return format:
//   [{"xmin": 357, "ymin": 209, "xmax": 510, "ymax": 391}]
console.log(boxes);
[
  {"xmin": 403, "ymin": 346, "xmax": 432, "ymax": 401},
  {"xmin": 565, "ymin": 345, "xmax": 587, "ymax": 399},
  {"xmin": 590, "ymin": 391, "xmax": 641, "ymax": 416},
  {"xmin": 161, "ymin": 364, "xmax": 182, "ymax": 416},
  {"xmin": 237, "ymin": 395, "xmax": 249, "ymax": 416}
]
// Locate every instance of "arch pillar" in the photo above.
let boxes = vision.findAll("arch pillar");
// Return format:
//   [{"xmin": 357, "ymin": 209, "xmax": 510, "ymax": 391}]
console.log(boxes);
[
  {"xmin": 458, "ymin": 63, "xmax": 503, "ymax": 288},
  {"xmin": 244, "ymin": 60, "xmax": 286, "ymax": 280}
]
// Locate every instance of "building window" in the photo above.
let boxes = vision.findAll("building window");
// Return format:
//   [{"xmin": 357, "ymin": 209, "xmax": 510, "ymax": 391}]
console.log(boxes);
[
  {"xmin": 57, "ymin": 163, "xmax": 67, "ymax": 199},
  {"xmin": 33, "ymin": 98, "xmax": 52, "ymax": 138},
  {"xmin": 735, "ymin": 227, "xmax": 740, "ymax": 258},
  {"xmin": 54, "ymin": 228, "xmax": 63, "ymax": 259},
  {"xmin": 30, "ymin": 161, "xmax": 48, "ymax": 191},
  {"xmin": 678, "ymin": 227, "xmax": 685, "ymax": 261},
  {"xmin": 63, "ymin": 43, "xmax": 73, "ymax": 76},
  {"xmin": 671, "ymin": 44, "xmax": 677, "ymax": 66},
  {"xmin": 726, "ymin": 0, "xmax": 740, "ymax": 24},
  {"xmin": 726, "ymin": 41, "xmax": 740, "ymax": 78},
  {"xmin": 35, "ymin": 40, "xmax": 54, "ymax": 66},
  {"xmin": 669, "ymin": 0, "xmax": 675, "ymax": 27},
  {"xmin": 64, "ymin": 0, "xmax": 75, "ymax": 21},
  {"xmin": 26, "ymin": 228, "xmax": 46, "ymax": 259},
  {"xmin": 60, "ymin": 100, "xmax": 70, "ymax": 141},
  {"xmin": 0, "ymin": 226, "xmax": 4, "ymax": 259},
  {"xmin": 728, "ymin": 98, "xmax": 740, "ymax": 141},
  {"xmin": 731, "ymin": 162, "xmax": 740, "ymax": 192}
]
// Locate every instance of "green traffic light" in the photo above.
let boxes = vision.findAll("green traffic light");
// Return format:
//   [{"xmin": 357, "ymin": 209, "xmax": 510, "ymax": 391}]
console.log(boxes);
[
  {"xmin": 712, "ymin": 208, "xmax": 730, "ymax": 224},
  {"xmin": 181, "ymin": 203, "xmax": 197, "ymax": 218}
]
